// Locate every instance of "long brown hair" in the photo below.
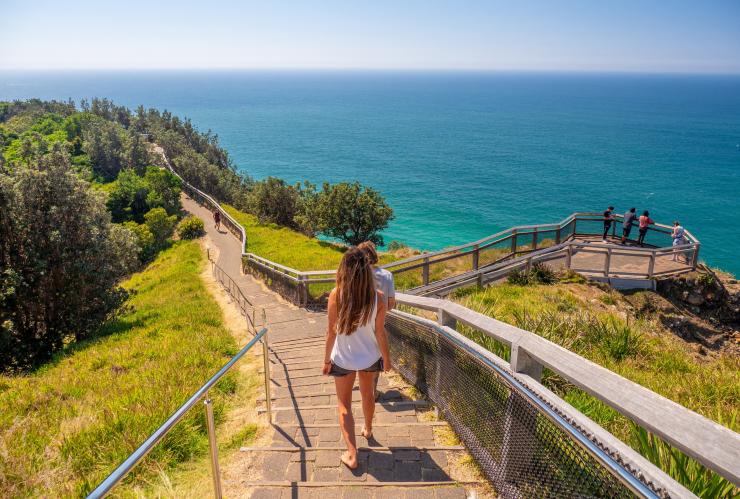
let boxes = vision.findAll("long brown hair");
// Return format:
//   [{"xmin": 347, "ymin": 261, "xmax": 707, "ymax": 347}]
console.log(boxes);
[{"xmin": 335, "ymin": 246, "xmax": 376, "ymax": 335}]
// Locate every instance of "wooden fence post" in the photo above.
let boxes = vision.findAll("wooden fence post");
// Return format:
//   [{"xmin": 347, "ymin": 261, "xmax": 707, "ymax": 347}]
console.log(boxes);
[
  {"xmin": 422, "ymin": 257, "xmax": 430, "ymax": 286},
  {"xmin": 604, "ymin": 248, "xmax": 612, "ymax": 277},
  {"xmin": 532, "ymin": 229, "xmax": 538, "ymax": 250},
  {"xmin": 472, "ymin": 245, "xmax": 480, "ymax": 271},
  {"xmin": 565, "ymin": 245, "xmax": 573, "ymax": 269},
  {"xmin": 648, "ymin": 252, "xmax": 656, "ymax": 278},
  {"xmin": 555, "ymin": 226, "xmax": 561, "ymax": 245},
  {"xmin": 511, "ymin": 230, "xmax": 518, "ymax": 257}
]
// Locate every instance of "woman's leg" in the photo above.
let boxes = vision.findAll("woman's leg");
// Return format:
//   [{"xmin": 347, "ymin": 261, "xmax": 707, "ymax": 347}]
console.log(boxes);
[
  {"xmin": 358, "ymin": 370, "xmax": 377, "ymax": 437},
  {"xmin": 334, "ymin": 371, "xmax": 358, "ymax": 467}
]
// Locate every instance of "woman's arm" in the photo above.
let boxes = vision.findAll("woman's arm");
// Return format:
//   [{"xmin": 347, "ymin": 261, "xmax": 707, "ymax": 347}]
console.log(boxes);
[
  {"xmin": 374, "ymin": 292, "xmax": 392, "ymax": 371},
  {"xmin": 322, "ymin": 289, "xmax": 339, "ymax": 375}
]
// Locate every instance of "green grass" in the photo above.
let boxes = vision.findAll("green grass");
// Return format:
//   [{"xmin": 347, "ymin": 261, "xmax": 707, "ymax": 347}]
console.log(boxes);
[
  {"xmin": 0, "ymin": 241, "xmax": 240, "ymax": 497},
  {"xmin": 223, "ymin": 204, "xmax": 348, "ymax": 271},
  {"xmin": 450, "ymin": 282, "xmax": 740, "ymax": 496}
]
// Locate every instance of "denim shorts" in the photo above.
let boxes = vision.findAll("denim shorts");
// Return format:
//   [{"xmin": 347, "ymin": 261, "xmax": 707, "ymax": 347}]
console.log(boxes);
[{"xmin": 329, "ymin": 358, "xmax": 383, "ymax": 377}]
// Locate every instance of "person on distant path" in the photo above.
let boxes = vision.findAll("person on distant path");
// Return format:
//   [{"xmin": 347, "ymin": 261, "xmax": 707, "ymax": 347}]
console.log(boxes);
[
  {"xmin": 603, "ymin": 206, "xmax": 615, "ymax": 242},
  {"xmin": 637, "ymin": 211, "xmax": 655, "ymax": 246},
  {"xmin": 358, "ymin": 241, "xmax": 395, "ymax": 402},
  {"xmin": 621, "ymin": 207, "xmax": 637, "ymax": 244},
  {"xmin": 213, "ymin": 210, "xmax": 221, "ymax": 231},
  {"xmin": 322, "ymin": 247, "xmax": 392, "ymax": 470},
  {"xmin": 672, "ymin": 221, "xmax": 686, "ymax": 262}
]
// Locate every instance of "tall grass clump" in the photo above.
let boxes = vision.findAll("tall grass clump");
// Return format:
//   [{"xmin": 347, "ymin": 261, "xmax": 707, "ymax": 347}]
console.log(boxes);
[
  {"xmin": 631, "ymin": 424, "xmax": 737, "ymax": 497},
  {"xmin": 0, "ymin": 241, "xmax": 237, "ymax": 497},
  {"xmin": 451, "ymin": 281, "xmax": 739, "ymax": 496}
]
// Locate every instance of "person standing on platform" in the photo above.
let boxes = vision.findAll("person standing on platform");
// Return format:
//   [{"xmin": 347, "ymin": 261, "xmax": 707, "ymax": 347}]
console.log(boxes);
[
  {"xmin": 672, "ymin": 221, "xmax": 686, "ymax": 262},
  {"xmin": 637, "ymin": 210, "xmax": 655, "ymax": 246},
  {"xmin": 621, "ymin": 207, "xmax": 637, "ymax": 244},
  {"xmin": 603, "ymin": 206, "xmax": 615, "ymax": 242}
]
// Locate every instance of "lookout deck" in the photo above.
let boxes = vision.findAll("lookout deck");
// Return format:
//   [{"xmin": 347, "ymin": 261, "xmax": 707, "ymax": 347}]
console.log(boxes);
[
  {"xmin": 183, "ymin": 195, "xmax": 486, "ymax": 498},
  {"xmin": 558, "ymin": 235, "xmax": 693, "ymax": 279}
]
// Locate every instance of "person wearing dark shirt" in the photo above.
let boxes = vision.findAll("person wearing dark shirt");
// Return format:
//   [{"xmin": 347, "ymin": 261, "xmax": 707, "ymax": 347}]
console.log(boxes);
[
  {"xmin": 602, "ymin": 206, "xmax": 615, "ymax": 242},
  {"xmin": 621, "ymin": 207, "xmax": 637, "ymax": 244},
  {"xmin": 213, "ymin": 210, "xmax": 221, "ymax": 231}
]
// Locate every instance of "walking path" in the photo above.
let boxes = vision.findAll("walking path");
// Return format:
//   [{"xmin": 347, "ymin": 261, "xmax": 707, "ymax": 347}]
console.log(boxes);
[{"xmin": 182, "ymin": 194, "xmax": 485, "ymax": 498}]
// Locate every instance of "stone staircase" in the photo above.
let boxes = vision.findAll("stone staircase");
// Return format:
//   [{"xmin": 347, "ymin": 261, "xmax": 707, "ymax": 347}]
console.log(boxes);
[{"xmin": 240, "ymin": 334, "xmax": 484, "ymax": 498}]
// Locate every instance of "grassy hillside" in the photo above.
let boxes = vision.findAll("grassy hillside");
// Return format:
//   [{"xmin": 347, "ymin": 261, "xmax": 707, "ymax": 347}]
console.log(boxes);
[
  {"xmin": 451, "ymin": 281, "xmax": 739, "ymax": 496},
  {"xmin": 0, "ymin": 241, "xmax": 240, "ymax": 497},
  {"xmin": 224, "ymin": 204, "xmax": 396, "ymax": 270}
]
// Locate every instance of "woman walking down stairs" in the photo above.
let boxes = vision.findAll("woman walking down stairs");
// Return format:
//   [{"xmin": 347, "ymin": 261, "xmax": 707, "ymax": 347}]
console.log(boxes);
[{"xmin": 181, "ymin": 193, "xmax": 489, "ymax": 497}]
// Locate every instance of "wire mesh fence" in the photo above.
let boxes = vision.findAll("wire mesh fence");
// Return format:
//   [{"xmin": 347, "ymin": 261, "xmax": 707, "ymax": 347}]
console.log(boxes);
[{"xmin": 386, "ymin": 312, "xmax": 662, "ymax": 498}]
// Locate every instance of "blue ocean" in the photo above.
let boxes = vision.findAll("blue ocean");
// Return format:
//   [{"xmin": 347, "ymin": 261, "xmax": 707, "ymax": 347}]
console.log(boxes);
[{"xmin": 2, "ymin": 71, "xmax": 739, "ymax": 275}]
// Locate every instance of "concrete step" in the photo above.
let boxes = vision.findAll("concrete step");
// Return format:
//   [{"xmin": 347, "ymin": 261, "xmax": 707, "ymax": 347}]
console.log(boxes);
[
  {"xmin": 244, "ymin": 446, "xmax": 474, "ymax": 492},
  {"xmin": 268, "ymin": 423, "xmax": 441, "ymax": 448},
  {"xmin": 261, "ymin": 400, "xmax": 429, "ymax": 413},
  {"xmin": 243, "ymin": 482, "xmax": 471, "ymax": 499},
  {"xmin": 257, "ymin": 388, "xmax": 407, "ymax": 403}
]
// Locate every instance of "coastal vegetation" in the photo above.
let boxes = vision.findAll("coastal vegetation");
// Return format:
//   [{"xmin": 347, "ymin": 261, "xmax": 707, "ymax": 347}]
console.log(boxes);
[
  {"xmin": 0, "ymin": 98, "xmax": 394, "ymax": 369},
  {"xmin": 451, "ymin": 277, "xmax": 739, "ymax": 496},
  {"xmin": 0, "ymin": 241, "xmax": 247, "ymax": 497},
  {"xmin": 0, "ymin": 101, "xmax": 184, "ymax": 369}
]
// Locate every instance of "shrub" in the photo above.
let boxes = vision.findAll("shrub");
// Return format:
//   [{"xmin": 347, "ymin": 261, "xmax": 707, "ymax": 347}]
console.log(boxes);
[
  {"xmin": 529, "ymin": 262, "xmax": 557, "ymax": 284},
  {"xmin": 387, "ymin": 240, "xmax": 408, "ymax": 252},
  {"xmin": 178, "ymin": 215, "xmax": 205, "ymax": 240},
  {"xmin": 507, "ymin": 263, "xmax": 557, "ymax": 286},
  {"xmin": 123, "ymin": 221, "xmax": 156, "ymax": 261},
  {"xmin": 144, "ymin": 207, "xmax": 177, "ymax": 250},
  {"xmin": 507, "ymin": 268, "xmax": 531, "ymax": 285}
]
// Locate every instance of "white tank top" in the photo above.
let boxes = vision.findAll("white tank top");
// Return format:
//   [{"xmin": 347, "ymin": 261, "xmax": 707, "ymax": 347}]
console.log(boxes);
[{"xmin": 330, "ymin": 294, "xmax": 381, "ymax": 370}]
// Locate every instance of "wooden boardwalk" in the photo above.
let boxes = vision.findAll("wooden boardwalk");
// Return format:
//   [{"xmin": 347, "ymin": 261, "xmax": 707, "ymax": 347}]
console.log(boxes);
[
  {"xmin": 568, "ymin": 235, "xmax": 692, "ymax": 278},
  {"xmin": 183, "ymin": 195, "xmax": 484, "ymax": 498}
]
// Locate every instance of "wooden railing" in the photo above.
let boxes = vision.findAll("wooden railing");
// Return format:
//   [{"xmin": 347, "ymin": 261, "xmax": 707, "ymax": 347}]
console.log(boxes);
[
  {"xmin": 157, "ymin": 144, "xmax": 700, "ymax": 305},
  {"xmin": 392, "ymin": 293, "xmax": 740, "ymax": 492},
  {"xmin": 241, "ymin": 212, "xmax": 700, "ymax": 305}
]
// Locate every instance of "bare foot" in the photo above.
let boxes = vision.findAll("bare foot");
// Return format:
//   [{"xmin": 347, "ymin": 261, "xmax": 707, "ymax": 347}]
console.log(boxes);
[
  {"xmin": 361, "ymin": 427, "xmax": 373, "ymax": 440},
  {"xmin": 341, "ymin": 451, "xmax": 358, "ymax": 470}
]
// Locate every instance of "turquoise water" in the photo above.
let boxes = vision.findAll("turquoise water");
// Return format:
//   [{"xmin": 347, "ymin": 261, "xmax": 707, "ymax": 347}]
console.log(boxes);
[{"xmin": 2, "ymin": 71, "xmax": 739, "ymax": 274}]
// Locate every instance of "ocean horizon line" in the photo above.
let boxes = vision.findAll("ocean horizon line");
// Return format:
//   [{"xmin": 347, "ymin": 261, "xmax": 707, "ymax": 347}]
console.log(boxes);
[{"xmin": 2, "ymin": 68, "xmax": 740, "ymax": 77}]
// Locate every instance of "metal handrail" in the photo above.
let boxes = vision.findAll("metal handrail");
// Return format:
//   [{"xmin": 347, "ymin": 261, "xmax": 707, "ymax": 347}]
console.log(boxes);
[
  {"xmin": 87, "ymin": 327, "xmax": 270, "ymax": 499},
  {"xmin": 426, "ymin": 313, "xmax": 660, "ymax": 498},
  {"xmin": 394, "ymin": 294, "xmax": 740, "ymax": 488},
  {"xmin": 210, "ymin": 257, "xmax": 258, "ymax": 333}
]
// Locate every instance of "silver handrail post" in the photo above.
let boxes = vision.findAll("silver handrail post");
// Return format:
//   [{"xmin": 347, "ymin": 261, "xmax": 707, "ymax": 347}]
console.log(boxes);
[
  {"xmin": 204, "ymin": 396, "xmax": 223, "ymax": 499},
  {"xmin": 261, "ymin": 310, "xmax": 272, "ymax": 424}
]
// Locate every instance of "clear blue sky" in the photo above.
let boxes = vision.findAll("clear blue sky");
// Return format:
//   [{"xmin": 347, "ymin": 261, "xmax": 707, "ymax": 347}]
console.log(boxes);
[{"xmin": 2, "ymin": 0, "xmax": 739, "ymax": 72}]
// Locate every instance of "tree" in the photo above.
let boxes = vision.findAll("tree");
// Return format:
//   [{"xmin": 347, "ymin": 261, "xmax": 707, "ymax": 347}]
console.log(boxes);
[
  {"xmin": 83, "ymin": 119, "xmax": 125, "ymax": 180},
  {"xmin": 125, "ymin": 132, "xmax": 150, "ymax": 174},
  {"xmin": 316, "ymin": 182, "xmax": 394, "ymax": 246},
  {"xmin": 144, "ymin": 166, "xmax": 181, "ymax": 215},
  {"xmin": 0, "ymin": 152, "xmax": 138, "ymax": 370},
  {"xmin": 247, "ymin": 177, "xmax": 299, "ymax": 227},
  {"xmin": 294, "ymin": 181, "xmax": 320, "ymax": 237},
  {"xmin": 106, "ymin": 169, "xmax": 150, "ymax": 223}
]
